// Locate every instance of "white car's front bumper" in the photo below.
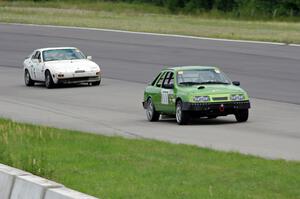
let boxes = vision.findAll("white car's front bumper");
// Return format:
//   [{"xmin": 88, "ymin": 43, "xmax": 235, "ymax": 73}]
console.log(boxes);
[{"xmin": 54, "ymin": 71, "xmax": 101, "ymax": 84}]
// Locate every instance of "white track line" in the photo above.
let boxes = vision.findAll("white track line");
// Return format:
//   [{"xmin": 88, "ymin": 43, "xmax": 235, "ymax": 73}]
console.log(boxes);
[{"xmin": 1, "ymin": 22, "xmax": 299, "ymax": 47}]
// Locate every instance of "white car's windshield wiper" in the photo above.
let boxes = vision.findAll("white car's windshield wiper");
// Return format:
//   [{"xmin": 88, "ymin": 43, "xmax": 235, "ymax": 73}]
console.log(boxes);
[
  {"xmin": 45, "ymin": 58, "xmax": 60, "ymax": 62},
  {"xmin": 70, "ymin": 57, "xmax": 80, "ymax": 60}
]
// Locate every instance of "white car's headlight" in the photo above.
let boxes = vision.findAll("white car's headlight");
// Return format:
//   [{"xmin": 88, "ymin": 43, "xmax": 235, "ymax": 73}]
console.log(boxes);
[
  {"xmin": 231, "ymin": 94, "xmax": 245, "ymax": 101},
  {"xmin": 56, "ymin": 72, "xmax": 64, "ymax": 78},
  {"xmin": 194, "ymin": 96, "xmax": 210, "ymax": 102}
]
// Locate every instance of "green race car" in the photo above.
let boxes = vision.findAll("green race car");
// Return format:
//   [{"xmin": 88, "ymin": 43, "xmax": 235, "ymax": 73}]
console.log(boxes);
[{"xmin": 143, "ymin": 66, "xmax": 250, "ymax": 125}]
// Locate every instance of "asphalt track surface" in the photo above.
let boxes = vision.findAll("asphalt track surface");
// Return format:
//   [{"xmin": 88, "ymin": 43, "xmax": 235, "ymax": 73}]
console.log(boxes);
[{"xmin": 0, "ymin": 23, "xmax": 300, "ymax": 160}]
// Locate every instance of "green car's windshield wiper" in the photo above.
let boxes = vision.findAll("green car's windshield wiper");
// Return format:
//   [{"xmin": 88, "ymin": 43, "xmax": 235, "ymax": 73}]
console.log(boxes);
[
  {"xmin": 179, "ymin": 82, "xmax": 203, "ymax": 85},
  {"xmin": 198, "ymin": 81, "xmax": 229, "ymax": 85},
  {"xmin": 179, "ymin": 81, "xmax": 229, "ymax": 85}
]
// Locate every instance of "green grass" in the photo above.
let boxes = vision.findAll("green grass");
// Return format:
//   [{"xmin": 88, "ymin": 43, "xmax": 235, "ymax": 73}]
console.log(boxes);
[
  {"xmin": 0, "ymin": 118, "xmax": 300, "ymax": 199},
  {"xmin": 0, "ymin": 1, "xmax": 300, "ymax": 44}
]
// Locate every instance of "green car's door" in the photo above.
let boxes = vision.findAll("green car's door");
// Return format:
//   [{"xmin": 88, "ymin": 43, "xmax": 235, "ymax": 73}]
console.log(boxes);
[
  {"xmin": 151, "ymin": 72, "xmax": 166, "ymax": 111},
  {"xmin": 160, "ymin": 72, "xmax": 176, "ymax": 113}
]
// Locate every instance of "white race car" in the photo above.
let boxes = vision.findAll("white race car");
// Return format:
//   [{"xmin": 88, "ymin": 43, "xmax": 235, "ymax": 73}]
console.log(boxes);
[{"xmin": 23, "ymin": 47, "xmax": 101, "ymax": 88}]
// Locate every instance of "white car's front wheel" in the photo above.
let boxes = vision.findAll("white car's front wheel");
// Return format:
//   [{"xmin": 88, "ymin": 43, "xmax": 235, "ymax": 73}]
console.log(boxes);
[
  {"xmin": 24, "ymin": 70, "xmax": 35, "ymax": 86},
  {"xmin": 91, "ymin": 79, "xmax": 101, "ymax": 86},
  {"xmin": 45, "ymin": 71, "xmax": 54, "ymax": 89}
]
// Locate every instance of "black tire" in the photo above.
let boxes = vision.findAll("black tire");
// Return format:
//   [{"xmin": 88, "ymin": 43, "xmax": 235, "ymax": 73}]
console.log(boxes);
[
  {"xmin": 146, "ymin": 98, "xmax": 160, "ymax": 122},
  {"xmin": 45, "ymin": 70, "xmax": 54, "ymax": 89},
  {"xmin": 235, "ymin": 109, "xmax": 249, "ymax": 122},
  {"xmin": 207, "ymin": 116, "xmax": 217, "ymax": 119},
  {"xmin": 24, "ymin": 70, "xmax": 35, "ymax": 86},
  {"xmin": 176, "ymin": 100, "xmax": 190, "ymax": 125},
  {"xmin": 91, "ymin": 80, "xmax": 101, "ymax": 86}
]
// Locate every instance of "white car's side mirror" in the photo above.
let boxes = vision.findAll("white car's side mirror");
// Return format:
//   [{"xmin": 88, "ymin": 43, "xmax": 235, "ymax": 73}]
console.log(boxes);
[{"xmin": 87, "ymin": 56, "xmax": 92, "ymax": 60}]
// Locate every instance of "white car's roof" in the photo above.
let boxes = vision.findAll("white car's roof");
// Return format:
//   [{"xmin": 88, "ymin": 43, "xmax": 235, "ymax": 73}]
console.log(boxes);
[{"xmin": 36, "ymin": 47, "xmax": 78, "ymax": 52}]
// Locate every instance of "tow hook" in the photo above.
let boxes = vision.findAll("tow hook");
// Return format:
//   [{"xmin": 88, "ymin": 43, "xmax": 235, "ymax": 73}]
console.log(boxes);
[{"xmin": 219, "ymin": 104, "xmax": 225, "ymax": 112}]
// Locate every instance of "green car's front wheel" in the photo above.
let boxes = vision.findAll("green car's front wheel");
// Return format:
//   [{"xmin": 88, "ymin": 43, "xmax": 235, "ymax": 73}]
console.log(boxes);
[
  {"xmin": 146, "ymin": 98, "xmax": 160, "ymax": 122},
  {"xmin": 176, "ymin": 100, "xmax": 190, "ymax": 125},
  {"xmin": 235, "ymin": 109, "xmax": 249, "ymax": 122}
]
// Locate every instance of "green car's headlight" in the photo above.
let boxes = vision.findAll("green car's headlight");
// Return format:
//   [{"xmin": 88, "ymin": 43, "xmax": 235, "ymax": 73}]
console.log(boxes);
[
  {"xmin": 194, "ymin": 96, "xmax": 210, "ymax": 102},
  {"xmin": 231, "ymin": 94, "xmax": 245, "ymax": 101}
]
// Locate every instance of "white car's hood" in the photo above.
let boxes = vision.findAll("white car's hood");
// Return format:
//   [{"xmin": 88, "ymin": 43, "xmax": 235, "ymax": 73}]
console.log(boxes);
[{"xmin": 45, "ymin": 59, "xmax": 100, "ymax": 73}]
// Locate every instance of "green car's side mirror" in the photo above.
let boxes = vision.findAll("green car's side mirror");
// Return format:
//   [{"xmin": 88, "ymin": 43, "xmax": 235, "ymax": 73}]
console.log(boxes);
[{"xmin": 232, "ymin": 81, "xmax": 240, "ymax": 86}]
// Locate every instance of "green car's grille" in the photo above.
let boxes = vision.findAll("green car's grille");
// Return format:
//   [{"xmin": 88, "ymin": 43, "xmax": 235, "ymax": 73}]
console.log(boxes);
[{"xmin": 212, "ymin": 97, "xmax": 228, "ymax": 101}]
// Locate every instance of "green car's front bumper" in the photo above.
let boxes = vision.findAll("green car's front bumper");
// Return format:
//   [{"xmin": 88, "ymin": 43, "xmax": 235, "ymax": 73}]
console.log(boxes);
[
  {"xmin": 143, "ymin": 100, "xmax": 250, "ymax": 110},
  {"xmin": 182, "ymin": 100, "xmax": 250, "ymax": 115}
]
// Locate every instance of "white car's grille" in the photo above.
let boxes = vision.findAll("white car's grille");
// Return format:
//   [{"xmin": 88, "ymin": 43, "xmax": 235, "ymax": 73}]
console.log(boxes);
[{"xmin": 75, "ymin": 70, "xmax": 85, "ymax": 73}]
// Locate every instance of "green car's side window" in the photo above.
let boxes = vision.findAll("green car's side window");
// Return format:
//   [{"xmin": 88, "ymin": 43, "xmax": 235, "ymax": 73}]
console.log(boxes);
[
  {"xmin": 155, "ymin": 72, "xmax": 166, "ymax": 87},
  {"xmin": 162, "ymin": 72, "xmax": 174, "ymax": 89},
  {"xmin": 151, "ymin": 72, "xmax": 162, "ymax": 86}
]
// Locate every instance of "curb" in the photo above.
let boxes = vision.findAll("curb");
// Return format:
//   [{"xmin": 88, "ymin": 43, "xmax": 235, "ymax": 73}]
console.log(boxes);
[{"xmin": 0, "ymin": 163, "xmax": 98, "ymax": 199}]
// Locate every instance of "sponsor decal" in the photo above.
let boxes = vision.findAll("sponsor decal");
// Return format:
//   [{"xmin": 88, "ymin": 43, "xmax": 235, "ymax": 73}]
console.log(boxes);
[{"xmin": 161, "ymin": 89, "xmax": 174, "ymax": 105}]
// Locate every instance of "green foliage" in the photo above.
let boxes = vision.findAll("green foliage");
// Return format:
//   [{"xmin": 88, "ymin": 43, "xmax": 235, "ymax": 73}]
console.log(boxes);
[
  {"xmin": 0, "ymin": 118, "xmax": 300, "ymax": 198},
  {"xmin": 4, "ymin": 0, "xmax": 300, "ymax": 18},
  {"xmin": 1, "ymin": 1, "xmax": 300, "ymax": 43},
  {"xmin": 0, "ymin": 120, "xmax": 55, "ymax": 177}
]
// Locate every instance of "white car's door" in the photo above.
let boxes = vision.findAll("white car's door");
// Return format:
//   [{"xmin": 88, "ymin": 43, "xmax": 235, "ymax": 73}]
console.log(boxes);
[
  {"xmin": 27, "ymin": 51, "xmax": 37, "ymax": 80},
  {"xmin": 31, "ymin": 51, "xmax": 44, "ymax": 81}
]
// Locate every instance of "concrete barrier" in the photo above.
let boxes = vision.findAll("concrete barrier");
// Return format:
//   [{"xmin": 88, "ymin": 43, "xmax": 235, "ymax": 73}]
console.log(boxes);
[
  {"xmin": 0, "ymin": 164, "xmax": 30, "ymax": 199},
  {"xmin": 0, "ymin": 163, "xmax": 99, "ymax": 199},
  {"xmin": 10, "ymin": 175, "xmax": 63, "ymax": 199},
  {"xmin": 45, "ymin": 187, "xmax": 98, "ymax": 199}
]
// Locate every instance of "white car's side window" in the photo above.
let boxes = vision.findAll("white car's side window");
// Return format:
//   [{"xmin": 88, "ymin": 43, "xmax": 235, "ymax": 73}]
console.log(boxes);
[
  {"xmin": 31, "ymin": 51, "xmax": 36, "ymax": 59},
  {"xmin": 31, "ymin": 51, "xmax": 41, "ymax": 61}
]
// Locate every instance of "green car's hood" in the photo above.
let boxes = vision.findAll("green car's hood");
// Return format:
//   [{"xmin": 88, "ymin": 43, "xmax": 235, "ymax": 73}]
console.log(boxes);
[
  {"xmin": 197, "ymin": 84, "xmax": 245, "ymax": 94},
  {"xmin": 177, "ymin": 84, "xmax": 249, "ymax": 102},
  {"xmin": 179, "ymin": 84, "xmax": 245, "ymax": 94}
]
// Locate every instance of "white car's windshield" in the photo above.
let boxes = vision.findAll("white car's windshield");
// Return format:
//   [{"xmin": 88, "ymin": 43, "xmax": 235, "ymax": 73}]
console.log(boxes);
[
  {"xmin": 177, "ymin": 69, "xmax": 231, "ymax": 86},
  {"xmin": 43, "ymin": 49, "xmax": 86, "ymax": 62}
]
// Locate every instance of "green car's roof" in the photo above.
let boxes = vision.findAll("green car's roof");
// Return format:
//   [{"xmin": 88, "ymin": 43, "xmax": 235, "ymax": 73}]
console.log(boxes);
[{"xmin": 165, "ymin": 66, "xmax": 218, "ymax": 71}]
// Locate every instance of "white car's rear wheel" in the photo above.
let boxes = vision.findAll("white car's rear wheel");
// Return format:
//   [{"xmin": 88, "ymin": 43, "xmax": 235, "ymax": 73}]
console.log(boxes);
[
  {"xmin": 45, "ymin": 71, "xmax": 54, "ymax": 89},
  {"xmin": 24, "ymin": 70, "xmax": 34, "ymax": 86}
]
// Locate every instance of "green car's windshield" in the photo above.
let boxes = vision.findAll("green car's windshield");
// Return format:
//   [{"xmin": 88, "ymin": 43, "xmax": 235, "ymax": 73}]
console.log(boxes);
[
  {"xmin": 177, "ymin": 69, "xmax": 231, "ymax": 86},
  {"xmin": 43, "ymin": 49, "xmax": 86, "ymax": 62}
]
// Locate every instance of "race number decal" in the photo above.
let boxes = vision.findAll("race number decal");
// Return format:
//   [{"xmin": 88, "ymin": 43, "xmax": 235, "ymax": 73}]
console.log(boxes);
[{"xmin": 161, "ymin": 89, "xmax": 174, "ymax": 105}]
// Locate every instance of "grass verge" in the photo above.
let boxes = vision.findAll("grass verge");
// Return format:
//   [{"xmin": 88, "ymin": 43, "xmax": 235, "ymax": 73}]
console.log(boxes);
[
  {"xmin": 0, "ymin": 1, "xmax": 300, "ymax": 44},
  {"xmin": 0, "ymin": 118, "xmax": 299, "ymax": 199}
]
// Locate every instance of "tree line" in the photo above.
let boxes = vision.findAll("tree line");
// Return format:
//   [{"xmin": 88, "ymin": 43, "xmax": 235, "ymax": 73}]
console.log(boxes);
[
  {"xmin": 124, "ymin": 0, "xmax": 300, "ymax": 17},
  {"xmin": 27, "ymin": 0, "xmax": 300, "ymax": 18}
]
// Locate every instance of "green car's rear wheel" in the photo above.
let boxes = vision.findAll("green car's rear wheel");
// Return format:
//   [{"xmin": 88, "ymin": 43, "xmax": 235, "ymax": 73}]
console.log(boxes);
[
  {"xmin": 176, "ymin": 100, "xmax": 190, "ymax": 125},
  {"xmin": 146, "ymin": 98, "xmax": 160, "ymax": 122},
  {"xmin": 235, "ymin": 109, "xmax": 249, "ymax": 122}
]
